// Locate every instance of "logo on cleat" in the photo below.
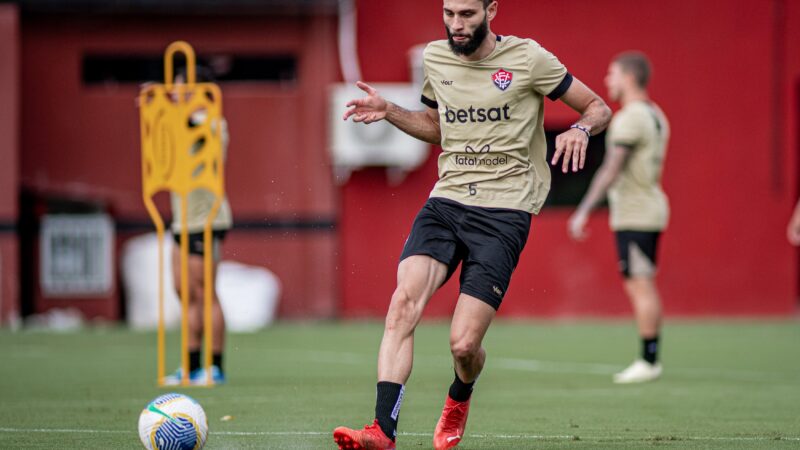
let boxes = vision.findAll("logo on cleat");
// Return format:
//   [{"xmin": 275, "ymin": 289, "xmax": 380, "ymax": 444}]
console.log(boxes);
[{"xmin": 447, "ymin": 435, "xmax": 461, "ymax": 443}]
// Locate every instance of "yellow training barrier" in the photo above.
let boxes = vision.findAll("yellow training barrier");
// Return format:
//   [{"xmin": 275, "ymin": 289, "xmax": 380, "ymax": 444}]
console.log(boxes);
[{"xmin": 139, "ymin": 41, "xmax": 225, "ymax": 387}]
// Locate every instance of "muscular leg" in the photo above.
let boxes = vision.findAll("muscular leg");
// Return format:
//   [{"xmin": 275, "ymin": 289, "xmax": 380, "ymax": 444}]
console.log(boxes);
[
  {"xmin": 365, "ymin": 255, "xmax": 448, "ymax": 443},
  {"xmin": 377, "ymin": 255, "xmax": 448, "ymax": 383},
  {"xmin": 430, "ymin": 294, "xmax": 496, "ymax": 449},
  {"xmin": 449, "ymin": 294, "xmax": 496, "ymax": 383}
]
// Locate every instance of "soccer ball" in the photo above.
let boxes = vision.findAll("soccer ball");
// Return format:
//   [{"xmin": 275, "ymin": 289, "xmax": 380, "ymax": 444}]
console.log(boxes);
[{"xmin": 138, "ymin": 393, "xmax": 208, "ymax": 450}]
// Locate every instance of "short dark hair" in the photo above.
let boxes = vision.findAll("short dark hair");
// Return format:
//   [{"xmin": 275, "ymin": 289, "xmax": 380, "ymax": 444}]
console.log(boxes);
[
  {"xmin": 614, "ymin": 51, "xmax": 651, "ymax": 88},
  {"xmin": 481, "ymin": 0, "xmax": 495, "ymax": 8}
]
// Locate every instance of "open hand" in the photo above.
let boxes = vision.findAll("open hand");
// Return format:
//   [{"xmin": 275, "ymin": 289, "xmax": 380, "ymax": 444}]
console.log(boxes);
[
  {"xmin": 552, "ymin": 128, "xmax": 589, "ymax": 173},
  {"xmin": 343, "ymin": 81, "xmax": 388, "ymax": 124},
  {"xmin": 567, "ymin": 211, "xmax": 589, "ymax": 241}
]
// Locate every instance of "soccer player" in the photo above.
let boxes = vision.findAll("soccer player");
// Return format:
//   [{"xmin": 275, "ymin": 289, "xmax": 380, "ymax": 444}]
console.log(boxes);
[
  {"xmin": 333, "ymin": 1, "xmax": 611, "ymax": 448},
  {"xmin": 567, "ymin": 52, "xmax": 669, "ymax": 384},
  {"xmin": 163, "ymin": 66, "xmax": 233, "ymax": 386}
]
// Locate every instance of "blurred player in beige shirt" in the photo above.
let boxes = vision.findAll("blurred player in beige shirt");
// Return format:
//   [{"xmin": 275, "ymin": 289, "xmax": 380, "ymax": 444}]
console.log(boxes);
[{"xmin": 568, "ymin": 52, "xmax": 669, "ymax": 384}]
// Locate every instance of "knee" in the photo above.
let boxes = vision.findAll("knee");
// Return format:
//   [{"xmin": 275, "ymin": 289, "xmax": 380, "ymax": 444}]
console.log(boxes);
[
  {"xmin": 385, "ymin": 286, "xmax": 422, "ymax": 331},
  {"xmin": 172, "ymin": 281, "xmax": 199, "ymax": 304},
  {"xmin": 450, "ymin": 336, "xmax": 481, "ymax": 364},
  {"xmin": 624, "ymin": 277, "xmax": 658, "ymax": 300},
  {"xmin": 188, "ymin": 278, "xmax": 206, "ymax": 304}
]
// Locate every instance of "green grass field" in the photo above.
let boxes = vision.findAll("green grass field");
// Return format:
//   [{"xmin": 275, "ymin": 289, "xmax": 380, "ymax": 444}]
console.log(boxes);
[{"xmin": 1, "ymin": 320, "xmax": 799, "ymax": 449}]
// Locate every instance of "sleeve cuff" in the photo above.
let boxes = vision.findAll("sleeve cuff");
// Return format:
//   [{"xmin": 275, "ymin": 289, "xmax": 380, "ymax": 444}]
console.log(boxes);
[
  {"xmin": 421, "ymin": 95, "xmax": 438, "ymax": 109},
  {"xmin": 546, "ymin": 72, "xmax": 573, "ymax": 101}
]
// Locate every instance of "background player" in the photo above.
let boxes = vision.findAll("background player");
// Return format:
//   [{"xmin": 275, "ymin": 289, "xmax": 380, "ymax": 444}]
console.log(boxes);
[
  {"xmin": 568, "ymin": 51, "xmax": 669, "ymax": 384},
  {"xmin": 163, "ymin": 66, "xmax": 233, "ymax": 385},
  {"xmin": 333, "ymin": 1, "xmax": 611, "ymax": 448}
]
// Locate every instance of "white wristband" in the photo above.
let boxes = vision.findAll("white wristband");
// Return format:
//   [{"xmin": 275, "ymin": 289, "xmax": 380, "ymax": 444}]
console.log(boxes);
[{"xmin": 570, "ymin": 124, "xmax": 591, "ymax": 139}]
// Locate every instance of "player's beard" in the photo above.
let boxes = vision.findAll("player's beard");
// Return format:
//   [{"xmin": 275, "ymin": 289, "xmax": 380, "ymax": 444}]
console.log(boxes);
[{"xmin": 446, "ymin": 15, "xmax": 489, "ymax": 56}]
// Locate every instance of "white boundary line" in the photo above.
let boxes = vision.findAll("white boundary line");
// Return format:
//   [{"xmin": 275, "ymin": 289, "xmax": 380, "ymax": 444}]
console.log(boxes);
[
  {"xmin": 1, "ymin": 427, "xmax": 798, "ymax": 442},
  {"xmin": 0, "ymin": 428, "xmax": 129, "ymax": 434},
  {"xmin": 261, "ymin": 349, "xmax": 800, "ymax": 383}
]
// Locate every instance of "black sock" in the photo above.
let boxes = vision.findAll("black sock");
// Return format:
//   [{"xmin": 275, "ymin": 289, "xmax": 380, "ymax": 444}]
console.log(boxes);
[
  {"xmin": 213, "ymin": 353, "xmax": 223, "ymax": 373},
  {"xmin": 189, "ymin": 350, "xmax": 201, "ymax": 373},
  {"xmin": 642, "ymin": 336, "xmax": 659, "ymax": 364},
  {"xmin": 448, "ymin": 371, "xmax": 475, "ymax": 402},
  {"xmin": 375, "ymin": 381, "xmax": 404, "ymax": 442}
]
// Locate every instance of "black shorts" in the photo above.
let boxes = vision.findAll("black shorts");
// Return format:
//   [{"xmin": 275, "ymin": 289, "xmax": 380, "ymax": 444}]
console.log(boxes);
[
  {"xmin": 615, "ymin": 230, "xmax": 661, "ymax": 278},
  {"xmin": 173, "ymin": 230, "xmax": 227, "ymax": 259},
  {"xmin": 400, "ymin": 197, "xmax": 531, "ymax": 310}
]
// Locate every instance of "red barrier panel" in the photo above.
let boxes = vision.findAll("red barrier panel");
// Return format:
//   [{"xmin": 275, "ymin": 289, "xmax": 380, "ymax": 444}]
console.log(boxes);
[
  {"xmin": 15, "ymin": 3, "xmax": 800, "ymax": 319},
  {"xmin": 340, "ymin": 0, "xmax": 800, "ymax": 317}
]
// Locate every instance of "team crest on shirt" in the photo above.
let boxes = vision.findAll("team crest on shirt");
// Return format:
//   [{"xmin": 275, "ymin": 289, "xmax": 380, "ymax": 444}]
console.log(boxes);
[{"xmin": 492, "ymin": 68, "xmax": 513, "ymax": 91}]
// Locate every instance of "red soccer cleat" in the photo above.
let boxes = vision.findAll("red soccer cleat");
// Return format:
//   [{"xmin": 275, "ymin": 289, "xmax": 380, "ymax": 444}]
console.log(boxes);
[
  {"xmin": 433, "ymin": 396, "xmax": 470, "ymax": 450},
  {"xmin": 333, "ymin": 419, "xmax": 396, "ymax": 450}
]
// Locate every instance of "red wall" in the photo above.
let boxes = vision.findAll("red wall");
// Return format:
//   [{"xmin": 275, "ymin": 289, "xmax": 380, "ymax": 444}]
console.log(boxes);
[
  {"xmin": 0, "ymin": 4, "xmax": 20, "ymax": 325},
  {"xmin": 787, "ymin": 0, "xmax": 800, "ymax": 292},
  {"xmin": 340, "ymin": 0, "xmax": 800, "ymax": 317},
  {"xmin": 20, "ymin": 15, "xmax": 340, "ymax": 319},
  {"xmin": 15, "ymin": 1, "xmax": 800, "ymax": 322}
]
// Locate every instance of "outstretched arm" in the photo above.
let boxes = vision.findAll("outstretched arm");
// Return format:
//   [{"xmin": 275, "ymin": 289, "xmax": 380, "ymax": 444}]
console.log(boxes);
[
  {"xmin": 567, "ymin": 145, "xmax": 628, "ymax": 241},
  {"xmin": 551, "ymin": 77, "xmax": 612, "ymax": 173},
  {"xmin": 343, "ymin": 81, "xmax": 441, "ymax": 145}
]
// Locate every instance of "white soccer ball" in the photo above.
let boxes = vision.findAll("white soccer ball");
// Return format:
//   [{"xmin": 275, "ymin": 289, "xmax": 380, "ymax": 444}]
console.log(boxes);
[{"xmin": 138, "ymin": 393, "xmax": 208, "ymax": 450}]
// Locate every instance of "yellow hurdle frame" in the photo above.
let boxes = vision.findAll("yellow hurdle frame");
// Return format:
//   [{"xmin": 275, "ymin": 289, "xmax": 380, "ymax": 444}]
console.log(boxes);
[{"xmin": 139, "ymin": 41, "xmax": 225, "ymax": 387}]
